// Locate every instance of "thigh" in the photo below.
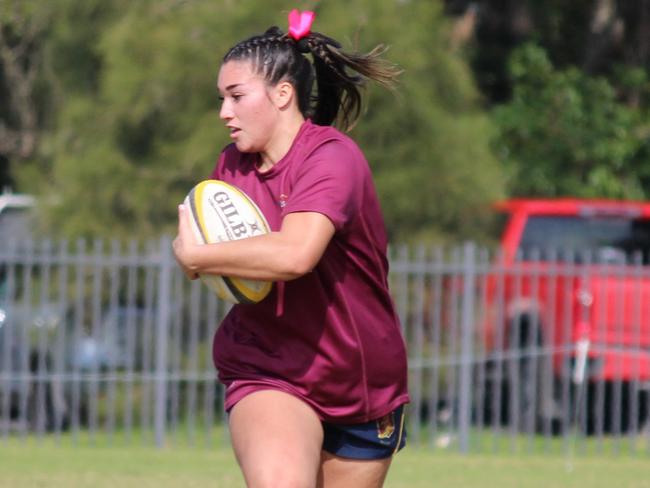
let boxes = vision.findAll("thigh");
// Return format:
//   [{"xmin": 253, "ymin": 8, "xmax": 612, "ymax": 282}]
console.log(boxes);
[
  {"xmin": 229, "ymin": 389, "xmax": 324, "ymax": 488},
  {"xmin": 317, "ymin": 452, "xmax": 393, "ymax": 488}
]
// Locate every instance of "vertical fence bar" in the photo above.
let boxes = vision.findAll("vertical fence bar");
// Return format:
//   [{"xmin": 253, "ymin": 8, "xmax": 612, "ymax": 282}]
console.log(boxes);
[
  {"xmin": 612, "ymin": 264, "xmax": 625, "ymax": 451},
  {"xmin": 18, "ymin": 239, "xmax": 34, "ymax": 440},
  {"xmin": 105, "ymin": 239, "xmax": 121, "ymax": 443},
  {"xmin": 124, "ymin": 240, "xmax": 138, "ymax": 444},
  {"xmin": 35, "ymin": 240, "xmax": 52, "ymax": 440},
  {"xmin": 594, "ymin": 259, "xmax": 608, "ymax": 451},
  {"xmin": 525, "ymin": 249, "xmax": 542, "ymax": 450},
  {"xmin": 473, "ymin": 247, "xmax": 490, "ymax": 452},
  {"xmin": 53, "ymin": 239, "xmax": 69, "ymax": 442},
  {"xmin": 169, "ymin": 271, "xmax": 184, "ymax": 445},
  {"xmin": 0, "ymin": 239, "xmax": 17, "ymax": 441},
  {"xmin": 560, "ymin": 251, "xmax": 576, "ymax": 455},
  {"xmin": 154, "ymin": 236, "xmax": 172, "ymax": 448},
  {"xmin": 87, "ymin": 239, "xmax": 103, "ymax": 443},
  {"xmin": 630, "ymin": 254, "xmax": 643, "ymax": 452},
  {"xmin": 458, "ymin": 242, "xmax": 476, "ymax": 453},
  {"xmin": 141, "ymin": 242, "xmax": 156, "ymax": 442},
  {"xmin": 427, "ymin": 247, "xmax": 443, "ymax": 448},
  {"xmin": 542, "ymin": 248, "xmax": 558, "ymax": 450},
  {"xmin": 409, "ymin": 245, "xmax": 425, "ymax": 446},
  {"xmin": 508, "ymin": 248, "xmax": 523, "ymax": 450},
  {"xmin": 186, "ymin": 278, "xmax": 202, "ymax": 446},
  {"xmin": 70, "ymin": 239, "xmax": 85, "ymax": 443},
  {"xmin": 203, "ymin": 291, "xmax": 218, "ymax": 446},
  {"xmin": 490, "ymin": 248, "xmax": 506, "ymax": 453},
  {"xmin": 445, "ymin": 248, "xmax": 460, "ymax": 446}
]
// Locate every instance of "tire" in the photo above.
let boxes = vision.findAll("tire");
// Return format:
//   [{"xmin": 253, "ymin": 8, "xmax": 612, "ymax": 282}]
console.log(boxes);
[{"xmin": 505, "ymin": 316, "xmax": 559, "ymax": 433}]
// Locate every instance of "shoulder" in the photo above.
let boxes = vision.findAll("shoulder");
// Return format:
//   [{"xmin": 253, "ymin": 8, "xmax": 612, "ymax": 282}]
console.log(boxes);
[
  {"xmin": 299, "ymin": 121, "xmax": 366, "ymax": 165},
  {"xmin": 297, "ymin": 124, "xmax": 368, "ymax": 178}
]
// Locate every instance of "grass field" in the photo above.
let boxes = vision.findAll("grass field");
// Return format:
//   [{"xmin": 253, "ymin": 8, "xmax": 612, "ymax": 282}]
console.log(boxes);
[{"xmin": 1, "ymin": 430, "xmax": 649, "ymax": 488}]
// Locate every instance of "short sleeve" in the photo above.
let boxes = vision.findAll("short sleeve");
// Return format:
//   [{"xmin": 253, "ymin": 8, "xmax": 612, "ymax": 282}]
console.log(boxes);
[{"xmin": 282, "ymin": 140, "xmax": 365, "ymax": 231}]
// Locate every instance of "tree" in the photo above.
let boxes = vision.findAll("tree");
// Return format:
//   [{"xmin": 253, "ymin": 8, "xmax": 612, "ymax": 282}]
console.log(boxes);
[
  {"xmin": 0, "ymin": 0, "xmax": 52, "ymax": 188},
  {"xmin": 445, "ymin": 0, "xmax": 650, "ymax": 106},
  {"xmin": 492, "ymin": 43, "xmax": 650, "ymax": 198}
]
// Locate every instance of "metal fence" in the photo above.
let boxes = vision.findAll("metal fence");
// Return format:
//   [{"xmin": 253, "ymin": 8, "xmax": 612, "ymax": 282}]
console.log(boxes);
[{"xmin": 1, "ymin": 237, "xmax": 649, "ymax": 455}]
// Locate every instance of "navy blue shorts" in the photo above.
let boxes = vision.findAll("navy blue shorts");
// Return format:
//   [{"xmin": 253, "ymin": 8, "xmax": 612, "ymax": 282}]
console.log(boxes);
[{"xmin": 322, "ymin": 405, "xmax": 407, "ymax": 460}]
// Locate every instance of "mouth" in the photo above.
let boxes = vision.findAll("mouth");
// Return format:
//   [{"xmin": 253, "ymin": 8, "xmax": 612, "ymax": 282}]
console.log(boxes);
[{"xmin": 227, "ymin": 126, "xmax": 241, "ymax": 138}]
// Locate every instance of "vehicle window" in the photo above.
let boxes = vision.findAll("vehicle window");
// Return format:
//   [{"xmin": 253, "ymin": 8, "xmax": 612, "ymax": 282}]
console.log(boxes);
[{"xmin": 518, "ymin": 215, "xmax": 650, "ymax": 264}]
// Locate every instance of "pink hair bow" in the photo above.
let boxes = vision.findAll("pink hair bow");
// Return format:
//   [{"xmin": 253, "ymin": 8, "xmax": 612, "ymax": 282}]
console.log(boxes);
[{"xmin": 288, "ymin": 9, "xmax": 315, "ymax": 41}]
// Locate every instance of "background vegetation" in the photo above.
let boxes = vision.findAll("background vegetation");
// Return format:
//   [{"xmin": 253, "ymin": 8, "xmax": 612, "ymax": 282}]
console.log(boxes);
[{"xmin": 2, "ymin": 0, "xmax": 650, "ymax": 243}]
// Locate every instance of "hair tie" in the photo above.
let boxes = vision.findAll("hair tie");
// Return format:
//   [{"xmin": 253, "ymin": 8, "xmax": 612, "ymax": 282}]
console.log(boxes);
[
  {"xmin": 295, "ymin": 38, "xmax": 310, "ymax": 54},
  {"xmin": 288, "ymin": 9, "xmax": 315, "ymax": 42}
]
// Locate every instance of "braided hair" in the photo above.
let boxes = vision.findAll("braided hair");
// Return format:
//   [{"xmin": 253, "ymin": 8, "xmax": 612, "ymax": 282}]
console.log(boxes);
[{"xmin": 223, "ymin": 26, "xmax": 400, "ymax": 131}]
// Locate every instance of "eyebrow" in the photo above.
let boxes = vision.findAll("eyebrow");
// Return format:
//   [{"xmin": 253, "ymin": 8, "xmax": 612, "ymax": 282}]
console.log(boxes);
[{"xmin": 223, "ymin": 83, "xmax": 244, "ymax": 92}]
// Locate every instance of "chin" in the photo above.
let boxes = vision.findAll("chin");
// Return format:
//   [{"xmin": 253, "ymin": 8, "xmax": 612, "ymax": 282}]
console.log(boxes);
[
  {"xmin": 235, "ymin": 140, "xmax": 261, "ymax": 154},
  {"xmin": 234, "ymin": 140, "xmax": 251, "ymax": 152}
]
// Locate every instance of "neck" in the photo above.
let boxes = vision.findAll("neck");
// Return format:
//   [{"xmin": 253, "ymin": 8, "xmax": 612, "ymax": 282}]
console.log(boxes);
[{"xmin": 258, "ymin": 114, "xmax": 305, "ymax": 171}]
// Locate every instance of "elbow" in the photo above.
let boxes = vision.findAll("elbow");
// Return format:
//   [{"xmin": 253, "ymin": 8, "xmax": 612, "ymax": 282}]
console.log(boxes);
[{"xmin": 281, "ymin": 252, "xmax": 317, "ymax": 281}]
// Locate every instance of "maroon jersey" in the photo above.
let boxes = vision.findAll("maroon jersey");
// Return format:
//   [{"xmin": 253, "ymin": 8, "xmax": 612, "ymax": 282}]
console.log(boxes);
[{"xmin": 210, "ymin": 120, "xmax": 409, "ymax": 423}]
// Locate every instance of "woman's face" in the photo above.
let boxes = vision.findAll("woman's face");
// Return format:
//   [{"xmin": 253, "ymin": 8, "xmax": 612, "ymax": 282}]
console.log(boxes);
[{"xmin": 217, "ymin": 60, "xmax": 280, "ymax": 154}]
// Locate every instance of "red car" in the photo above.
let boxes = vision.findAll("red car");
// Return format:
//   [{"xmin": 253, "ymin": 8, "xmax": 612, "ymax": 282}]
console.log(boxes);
[{"xmin": 481, "ymin": 198, "xmax": 650, "ymax": 433}]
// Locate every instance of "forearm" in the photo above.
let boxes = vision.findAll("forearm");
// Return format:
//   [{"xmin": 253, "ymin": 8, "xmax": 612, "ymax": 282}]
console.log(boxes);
[
  {"xmin": 174, "ymin": 208, "xmax": 335, "ymax": 282},
  {"xmin": 188, "ymin": 232, "xmax": 311, "ymax": 282}
]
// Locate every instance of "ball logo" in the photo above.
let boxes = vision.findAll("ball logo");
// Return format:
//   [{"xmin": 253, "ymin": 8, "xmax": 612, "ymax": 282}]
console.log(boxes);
[
  {"xmin": 210, "ymin": 191, "xmax": 248, "ymax": 239},
  {"xmin": 210, "ymin": 191, "xmax": 266, "ymax": 240}
]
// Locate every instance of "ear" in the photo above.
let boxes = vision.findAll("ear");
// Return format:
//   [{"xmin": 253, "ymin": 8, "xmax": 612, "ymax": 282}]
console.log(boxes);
[{"xmin": 273, "ymin": 80, "xmax": 295, "ymax": 110}]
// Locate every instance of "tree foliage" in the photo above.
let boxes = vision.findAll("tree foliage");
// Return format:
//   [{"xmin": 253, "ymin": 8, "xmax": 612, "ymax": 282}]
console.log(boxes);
[
  {"xmin": 444, "ymin": 0, "xmax": 650, "ymax": 201},
  {"xmin": 4, "ymin": 0, "xmax": 503, "ymax": 243},
  {"xmin": 0, "ymin": 0, "xmax": 53, "ymax": 186},
  {"xmin": 493, "ymin": 43, "xmax": 650, "ymax": 199}
]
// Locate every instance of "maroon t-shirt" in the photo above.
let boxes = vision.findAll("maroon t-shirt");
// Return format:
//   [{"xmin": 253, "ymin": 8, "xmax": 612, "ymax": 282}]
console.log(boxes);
[{"xmin": 210, "ymin": 120, "xmax": 409, "ymax": 423}]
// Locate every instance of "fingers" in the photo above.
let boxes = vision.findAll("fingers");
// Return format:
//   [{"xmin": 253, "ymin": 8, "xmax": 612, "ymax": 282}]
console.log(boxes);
[
  {"xmin": 173, "ymin": 204, "xmax": 200, "ymax": 280},
  {"xmin": 177, "ymin": 203, "xmax": 189, "ymax": 236},
  {"xmin": 178, "ymin": 203, "xmax": 200, "ymax": 245}
]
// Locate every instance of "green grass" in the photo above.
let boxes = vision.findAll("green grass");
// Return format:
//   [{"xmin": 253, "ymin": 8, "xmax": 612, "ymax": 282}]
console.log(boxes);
[{"xmin": 0, "ymin": 429, "xmax": 649, "ymax": 488}]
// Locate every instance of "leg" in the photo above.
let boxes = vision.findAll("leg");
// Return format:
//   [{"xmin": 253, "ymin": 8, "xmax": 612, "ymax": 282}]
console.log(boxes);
[
  {"xmin": 317, "ymin": 452, "xmax": 393, "ymax": 488},
  {"xmin": 229, "ymin": 389, "xmax": 324, "ymax": 488}
]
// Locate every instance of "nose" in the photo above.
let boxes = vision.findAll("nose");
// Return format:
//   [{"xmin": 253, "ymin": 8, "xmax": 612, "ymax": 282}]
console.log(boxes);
[{"xmin": 219, "ymin": 98, "xmax": 233, "ymax": 121}]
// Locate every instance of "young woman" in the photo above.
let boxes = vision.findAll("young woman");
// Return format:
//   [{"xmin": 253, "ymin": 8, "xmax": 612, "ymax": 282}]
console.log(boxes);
[{"xmin": 173, "ymin": 9, "xmax": 409, "ymax": 488}]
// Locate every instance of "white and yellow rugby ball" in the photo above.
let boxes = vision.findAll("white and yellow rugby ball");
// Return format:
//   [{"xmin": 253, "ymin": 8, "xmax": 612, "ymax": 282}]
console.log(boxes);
[{"xmin": 183, "ymin": 179, "xmax": 272, "ymax": 304}]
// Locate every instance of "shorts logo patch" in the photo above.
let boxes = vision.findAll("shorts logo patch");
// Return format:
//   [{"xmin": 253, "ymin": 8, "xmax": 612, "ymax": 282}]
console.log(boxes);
[{"xmin": 376, "ymin": 412, "xmax": 395, "ymax": 440}]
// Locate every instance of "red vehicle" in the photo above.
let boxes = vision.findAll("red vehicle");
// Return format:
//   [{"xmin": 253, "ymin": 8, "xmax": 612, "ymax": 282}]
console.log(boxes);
[{"xmin": 481, "ymin": 198, "xmax": 650, "ymax": 433}]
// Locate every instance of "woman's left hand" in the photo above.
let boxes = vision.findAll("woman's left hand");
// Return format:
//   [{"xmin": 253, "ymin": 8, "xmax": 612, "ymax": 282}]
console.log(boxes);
[{"xmin": 172, "ymin": 204, "xmax": 200, "ymax": 280}]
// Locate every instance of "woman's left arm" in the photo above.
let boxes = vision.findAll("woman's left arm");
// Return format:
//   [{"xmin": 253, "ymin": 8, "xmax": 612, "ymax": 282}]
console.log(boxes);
[{"xmin": 172, "ymin": 204, "xmax": 336, "ymax": 282}]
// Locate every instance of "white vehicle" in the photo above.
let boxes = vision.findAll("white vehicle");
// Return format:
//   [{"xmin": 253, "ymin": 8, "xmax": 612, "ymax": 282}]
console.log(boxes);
[{"xmin": 0, "ymin": 189, "xmax": 35, "ymax": 240}]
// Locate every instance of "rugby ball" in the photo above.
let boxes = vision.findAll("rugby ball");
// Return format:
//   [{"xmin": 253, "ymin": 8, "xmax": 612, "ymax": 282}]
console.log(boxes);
[{"xmin": 183, "ymin": 179, "xmax": 272, "ymax": 304}]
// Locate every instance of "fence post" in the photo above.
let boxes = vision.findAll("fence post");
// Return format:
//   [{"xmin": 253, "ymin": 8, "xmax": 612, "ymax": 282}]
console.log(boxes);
[
  {"xmin": 154, "ymin": 236, "xmax": 173, "ymax": 448},
  {"xmin": 458, "ymin": 242, "xmax": 476, "ymax": 453}
]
